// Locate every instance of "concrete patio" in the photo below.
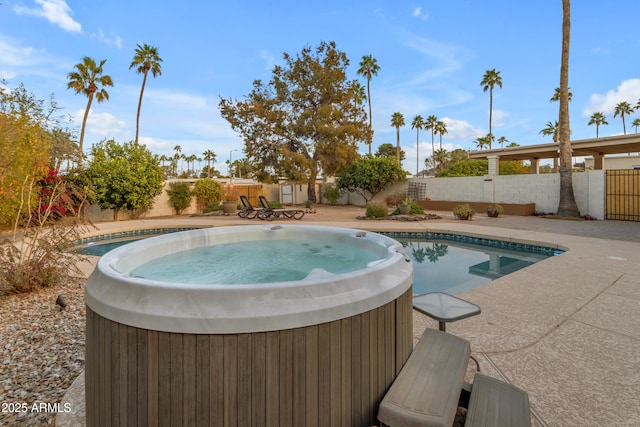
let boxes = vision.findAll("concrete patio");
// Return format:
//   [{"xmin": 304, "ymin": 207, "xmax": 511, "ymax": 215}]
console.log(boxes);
[{"xmin": 57, "ymin": 207, "xmax": 640, "ymax": 426}]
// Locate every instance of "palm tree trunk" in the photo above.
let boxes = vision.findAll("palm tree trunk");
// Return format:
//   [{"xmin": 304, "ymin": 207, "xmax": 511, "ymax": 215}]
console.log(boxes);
[
  {"xmin": 557, "ymin": 0, "xmax": 580, "ymax": 217},
  {"xmin": 489, "ymin": 90, "xmax": 493, "ymax": 149},
  {"xmin": 135, "ymin": 70, "xmax": 149, "ymax": 145},
  {"xmin": 78, "ymin": 94, "xmax": 94, "ymax": 168},
  {"xmin": 367, "ymin": 81, "xmax": 372, "ymax": 155}
]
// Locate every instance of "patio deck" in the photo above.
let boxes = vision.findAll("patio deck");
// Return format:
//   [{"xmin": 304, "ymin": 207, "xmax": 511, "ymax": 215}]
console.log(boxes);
[{"xmin": 58, "ymin": 207, "xmax": 640, "ymax": 426}]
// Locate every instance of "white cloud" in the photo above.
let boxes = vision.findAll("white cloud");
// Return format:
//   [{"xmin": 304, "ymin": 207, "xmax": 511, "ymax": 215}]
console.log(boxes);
[
  {"xmin": 412, "ymin": 7, "xmax": 429, "ymax": 21},
  {"xmin": 583, "ymin": 78, "xmax": 640, "ymax": 117},
  {"xmin": 440, "ymin": 117, "xmax": 484, "ymax": 142},
  {"xmin": 491, "ymin": 109, "xmax": 509, "ymax": 128},
  {"xmin": 91, "ymin": 29, "xmax": 123, "ymax": 49},
  {"xmin": 14, "ymin": 0, "xmax": 81, "ymax": 33},
  {"xmin": 260, "ymin": 50, "xmax": 276, "ymax": 72}
]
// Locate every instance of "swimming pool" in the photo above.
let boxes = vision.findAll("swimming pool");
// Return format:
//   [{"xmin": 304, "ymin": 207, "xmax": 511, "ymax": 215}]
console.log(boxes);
[{"xmin": 74, "ymin": 228, "xmax": 559, "ymax": 295}]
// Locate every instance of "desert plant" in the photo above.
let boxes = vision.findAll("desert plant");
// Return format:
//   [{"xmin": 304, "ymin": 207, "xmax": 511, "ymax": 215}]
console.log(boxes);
[
  {"xmin": 392, "ymin": 199, "xmax": 424, "ymax": 216},
  {"xmin": 453, "ymin": 204, "xmax": 475, "ymax": 220},
  {"xmin": 384, "ymin": 191, "xmax": 406, "ymax": 208},
  {"xmin": 366, "ymin": 201, "xmax": 388, "ymax": 218},
  {"xmin": 166, "ymin": 181, "xmax": 192, "ymax": 215},
  {"xmin": 486, "ymin": 203, "xmax": 504, "ymax": 217},
  {"xmin": 0, "ymin": 175, "xmax": 91, "ymax": 295}
]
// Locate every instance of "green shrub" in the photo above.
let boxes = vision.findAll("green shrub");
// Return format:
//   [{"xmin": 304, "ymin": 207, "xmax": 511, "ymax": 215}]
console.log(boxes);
[
  {"xmin": 391, "ymin": 200, "xmax": 424, "ymax": 215},
  {"xmin": 192, "ymin": 178, "xmax": 222, "ymax": 212},
  {"xmin": 453, "ymin": 204, "xmax": 475, "ymax": 220},
  {"xmin": 269, "ymin": 200, "xmax": 283, "ymax": 208},
  {"xmin": 203, "ymin": 201, "xmax": 221, "ymax": 213},
  {"xmin": 321, "ymin": 184, "xmax": 344, "ymax": 205},
  {"xmin": 366, "ymin": 201, "xmax": 388, "ymax": 218},
  {"xmin": 166, "ymin": 182, "xmax": 193, "ymax": 215}
]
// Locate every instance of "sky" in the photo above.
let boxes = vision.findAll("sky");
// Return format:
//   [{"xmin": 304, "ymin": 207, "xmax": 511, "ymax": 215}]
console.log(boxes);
[{"xmin": 2, "ymin": 0, "xmax": 640, "ymax": 174}]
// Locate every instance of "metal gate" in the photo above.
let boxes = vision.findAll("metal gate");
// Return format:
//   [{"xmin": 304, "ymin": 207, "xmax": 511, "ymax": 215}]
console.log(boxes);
[{"xmin": 605, "ymin": 169, "xmax": 640, "ymax": 221}]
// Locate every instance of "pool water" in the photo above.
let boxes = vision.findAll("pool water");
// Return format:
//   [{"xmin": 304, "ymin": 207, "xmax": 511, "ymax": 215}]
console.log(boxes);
[{"xmin": 130, "ymin": 239, "xmax": 379, "ymax": 284}]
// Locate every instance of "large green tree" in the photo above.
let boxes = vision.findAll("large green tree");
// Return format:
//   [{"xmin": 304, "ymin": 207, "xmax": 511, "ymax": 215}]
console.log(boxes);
[
  {"xmin": 129, "ymin": 43, "xmax": 163, "ymax": 145},
  {"xmin": 66, "ymin": 57, "xmax": 113, "ymax": 167},
  {"xmin": 357, "ymin": 55, "xmax": 380, "ymax": 154},
  {"xmin": 219, "ymin": 41, "xmax": 371, "ymax": 202},
  {"xmin": 557, "ymin": 0, "xmax": 580, "ymax": 217},
  {"xmin": 336, "ymin": 155, "xmax": 406, "ymax": 202},
  {"xmin": 480, "ymin": 68, "xmax": 502, "ymax": 148},
  {"xmin": 84, "ymin": 139, "xmax": 163, "ymax": 220},
  {"xmin": 375, "ymin": 143, "xmax": 405, "ymax": 160}
]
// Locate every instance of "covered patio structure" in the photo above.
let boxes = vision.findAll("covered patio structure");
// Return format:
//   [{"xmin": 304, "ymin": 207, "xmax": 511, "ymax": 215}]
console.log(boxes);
[{"xmin": 469, "ymin": 133, "xmax": 640, "ymax": 174}]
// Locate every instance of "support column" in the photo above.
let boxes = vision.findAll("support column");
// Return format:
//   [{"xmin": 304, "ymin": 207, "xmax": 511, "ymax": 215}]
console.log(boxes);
[
  {"xmin": 487, "ymin": 155, "xmax": 499, "ymax": 176},
  {"xmin": 529, "ymin": 158, "xmax": 540, "ymax": 174},
  {"xmin": 593, "ymin": 154, "xmax": 604, "ymax": 170}
]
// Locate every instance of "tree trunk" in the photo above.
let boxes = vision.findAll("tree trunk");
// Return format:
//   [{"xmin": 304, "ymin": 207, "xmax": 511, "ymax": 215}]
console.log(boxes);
[
  {"xmin": 135, "ymin": 70, "xmax": 148, "ymax": 145},
  {"xmin": 557, "ymin": 0, "xmax": 580, "ymax": 217},
  {"xmin": 78, "ymin": 94, "xmax": 94, "ymax": 168}
]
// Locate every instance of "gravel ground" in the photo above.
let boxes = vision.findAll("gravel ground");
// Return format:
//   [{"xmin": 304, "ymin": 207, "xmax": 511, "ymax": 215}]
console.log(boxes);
[{"xmin": 0, "ymin": 279, "xmax": 86, "ymax": 426}]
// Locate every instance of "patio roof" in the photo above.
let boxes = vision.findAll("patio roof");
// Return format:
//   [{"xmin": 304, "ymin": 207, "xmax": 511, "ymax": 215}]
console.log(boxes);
[{"xmin": 468, "ymin": 133, "xmax": 640, "ymax": 161}]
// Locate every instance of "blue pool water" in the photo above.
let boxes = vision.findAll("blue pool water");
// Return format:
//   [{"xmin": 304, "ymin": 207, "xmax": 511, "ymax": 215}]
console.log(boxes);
[{"xmin": 74, "ymin": 229, "xmax": 559, "ymax": 294}]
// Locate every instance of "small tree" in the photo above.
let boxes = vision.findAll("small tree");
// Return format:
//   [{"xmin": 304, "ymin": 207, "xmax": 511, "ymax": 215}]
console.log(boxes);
[
  {"xmin": 336, "ymin": 155, "xmax": 406, "ymax": 203},
  {"xmin": 84, "ymin": 139, "xmax": 163, "ymax": 220},
  {"xmin": 166, "ymin": 181, "xmax": 192, "ymax": 215},
  {"xmin": 192, "ymin": 178, "xmax": 223, "ymax": 212}
]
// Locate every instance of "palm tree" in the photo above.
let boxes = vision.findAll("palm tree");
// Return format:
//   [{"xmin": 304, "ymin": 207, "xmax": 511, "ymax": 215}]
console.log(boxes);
[
  {"xmin": 497, "ymin": 136, "xmax": 508, "ymax": 148},
  {"xmin": 613, "ymin": 101, "xmax": 633, "ymax": 134},
  {"xmin": 539, "ymin": 121, "xmax": 559, "ymax": 142},
  {"xmin": 550, "ymin": 87, "xmax": 573, "ymax": 102},
  {"xmin": 480, "ymin": 68, "xmax": 502, "ymax": 148},
  {"xmin": 66, "ymin": 56, "xmax": 113, "ymax": 167},
  {"xmin": 473, "ymin": 134, "xmax": 491, "ymax": 151},
  {"xmin": 557, "ymin": 0, "xmax": 580, "ymax": 217},
  {"xmin": 588, "ymin": 112, "xmax": 608, "ymax": 138},
  {"xmin": 411, "ymin": 115, "xmax": 424, "ymax": 176},
  {"xmin": 203, "ymin": 149, "xmax": 216, "ymax": 178},
  {"xmin": 357, "ymin": 55, "xmax": 380, "ymax": 154},
  {"xmin": 632, "ymin": 118, "xmax": 640, "ymax": 133},
  {"xmin": 129, "ymin": 43, "xmax": 163, "ymax": 145},
  {"xmin": 425, "ymin": 115, "xmax": 438, "ymax": 160},
  {"xmin": 435, "ymin": 120, "xmax": 447, "ymax": 150},
  {"xmin": 433, "ymin": 148, "xmax": 449, "ymax": 173},
  {"xmin": 390, "ymin": 112, "xmax": 405, "ymax": 164},
  {"xmin": 173, "ymin": 145, "xmax": 182, "ymax": 176}
]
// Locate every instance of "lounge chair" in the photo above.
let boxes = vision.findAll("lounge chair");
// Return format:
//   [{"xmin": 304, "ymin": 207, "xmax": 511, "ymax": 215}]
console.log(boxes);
[
  {"xmin": 238, "ymin": 195, "xmax": 260, "ymax": 219},
  {"xmin": 257, "ymin": 196, "xmax": 305, "ymax": 220}
]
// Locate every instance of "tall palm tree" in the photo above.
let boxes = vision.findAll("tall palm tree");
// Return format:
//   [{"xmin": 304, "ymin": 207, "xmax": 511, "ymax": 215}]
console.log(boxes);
[
  {"xmin": 424, "ymin": 115, "xmax": 438, "ymax": 160},
  {"xmin": 632, "ymin": 118, "xmax": 640, "ymax": 133},
  {"xmin": 588, "ymin": 112, "xmax": 608, "ymax": 138},
  {"xmin": 411, "ymin": 115, "xmax": 424, "ymax": 176},
  {"xmin": 557, "ymin": 0, "xmax": 579, "ymax": 217},
  {"xmin": 173, "ymin": 145, "xmax": 182, "ymax": 176},
  {"xmin": 539, "ymin": 121, "xmax": 559, "ymax": 142},
  {"xmin": 357, "ymin": 55, "xmax": 380, "ymax": 154},
  {"xmin": 435, "ymin": 120, "xmax": 447, "ymax": 150},
  {"xmin": 129, "ymin": 43, "xmax": 163, "ymax": 145},
  {"xmin": 390, "ymin": 112, "xmax": 405, "ymax": 164},
  {"xmin": 433, "ymin": 148, "xmax": 449, "ymax": 173},
  {"xmin": 497, "ymin": 136, "xmax": 508, "ymax": 148},
  {"xmin": 203, "ymin": 149, "xmax": 216, "ymax": 178},
  {"xmin": 480, "ymin": 68, "xmax": 502, "ymax": 149},
  {"xmin": 613, "ymin": 101, "xmax": 633, "ymax": 134},
  {"xmin": 66, "ymin": 56, "xmax": 113, "ymax": 167},
  {"xmin": 473, "ymin": 134, "xmax": 490, "ymax": 151}
]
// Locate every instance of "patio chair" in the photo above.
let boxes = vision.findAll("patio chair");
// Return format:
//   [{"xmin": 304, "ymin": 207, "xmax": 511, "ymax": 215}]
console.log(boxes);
[
  {"xmin": 238, "ymin": 195, "xmax": 260, "ymax": 219},
  {"xmin": 257, "ymin": 196, "xmax": 305, "ymax": 220}
]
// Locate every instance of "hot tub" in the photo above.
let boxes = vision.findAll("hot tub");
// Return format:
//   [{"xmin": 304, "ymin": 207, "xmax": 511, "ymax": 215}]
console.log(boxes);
[{"xmin": 85, "ymin": 224, "xmax": 413, "ymax": 426}]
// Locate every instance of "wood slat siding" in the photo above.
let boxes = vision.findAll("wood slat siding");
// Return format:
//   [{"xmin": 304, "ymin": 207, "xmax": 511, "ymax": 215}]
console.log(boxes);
[
  {"xmin": 606, "ymin": 169, "xmax": 640, "ymax": 221},
  {"xmin": 85, "ymin": 287, "xmax": 412, "ymax": 427}
]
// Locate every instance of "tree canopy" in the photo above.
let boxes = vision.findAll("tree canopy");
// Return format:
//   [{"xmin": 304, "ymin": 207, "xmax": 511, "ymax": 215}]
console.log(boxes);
[
  {"xmin": 83, "ymin": 139, "xmax": 163, "ymax": 219},
  {"xmin": 219, "ymin": 41, "xmax": 371, "ymax": 201},
  {"xmin": 336, "ymin": 155, "xmax": 406, "ymax": 202}
]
